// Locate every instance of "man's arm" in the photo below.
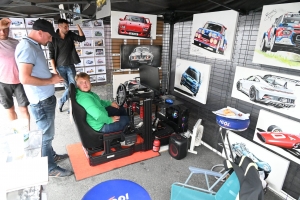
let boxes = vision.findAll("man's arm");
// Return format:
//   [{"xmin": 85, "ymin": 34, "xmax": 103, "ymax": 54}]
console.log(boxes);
[
  {"xmin": 18, "ymin": 63, "xmax": 64, "ymax": 86},
  {"xmin": 49, "ymin": 59, "xmax": 58, "ymax": 74},
  {"xmin": 71, "ymin": 25, "xmax": 86, "ymax": 42}
]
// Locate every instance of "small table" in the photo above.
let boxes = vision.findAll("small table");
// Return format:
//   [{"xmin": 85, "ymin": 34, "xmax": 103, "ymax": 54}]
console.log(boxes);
[{"xmin": 82, "ymin": 179, "xmax": 151, "ymax": 200}]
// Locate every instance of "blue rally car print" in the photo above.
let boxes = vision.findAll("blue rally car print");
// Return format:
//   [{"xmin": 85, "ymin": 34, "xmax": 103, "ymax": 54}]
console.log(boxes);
[
  {"xmin": 260, "ymin": 11, "xmax": 300, "ymax": 53},
  {"xmin": 180, "ymin": 66, "xmax": 201, "ymax": 96},
  {"xmin": 193, "ymin": 21, "xmax": 227, "ymax": 54}
]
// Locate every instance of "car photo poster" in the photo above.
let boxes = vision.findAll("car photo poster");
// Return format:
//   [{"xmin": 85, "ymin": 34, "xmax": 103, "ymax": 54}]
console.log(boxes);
[
  {"xmin": 174, "ymin": 58, "xmax": 211, "ymax": 104},
  {"xmin": 252, "ymin": 2, "xmax": 300, "ymax": 70},
  {"xmin": 254, "ymin": 109, "xmax": 300, "ymax": 165},
  {"xmin": 111, "ymin": 11, "xmax": 157, "ymax": 40},
  {"xmin": 120, "ymin": 45, "xmax": 162, "ymax": 69},
  {"xmin": 225, "ymin": 131, "xmax": 289, "ymax": 195},
  {"xmin": 190, "ymin": 10, "xmax": 239, "ymax": 60},
  {"xmin": 231, "ymin": 66, "xmax": 300, "ymax": 119}
]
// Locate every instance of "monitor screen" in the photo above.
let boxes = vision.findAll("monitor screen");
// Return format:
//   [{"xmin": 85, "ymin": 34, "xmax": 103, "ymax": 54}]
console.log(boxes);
[{"xmin": 139, "ymin": 65, "xmax": 160, "ymax": 94}]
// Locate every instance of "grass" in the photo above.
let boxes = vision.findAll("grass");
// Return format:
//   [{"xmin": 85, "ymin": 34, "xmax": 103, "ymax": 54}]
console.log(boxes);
[{"xmin": 255, "ymin": 50, "xmax": 300, "ymax": 67}]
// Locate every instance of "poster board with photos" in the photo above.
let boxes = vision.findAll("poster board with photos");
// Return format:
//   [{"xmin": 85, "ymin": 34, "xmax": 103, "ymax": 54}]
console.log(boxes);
[
  {"xmin": 190, "ymin": 10, "xmax": 239, "ymax": 60},
  {"xmin": 9, "ymin": 18, "xmax": 25, "ymax": 28},
  {"xmin": 120, "ymin": 45, "xmax": 162, "ymax": 69},
  {"xmin": 252, "ymin": 2, "xmax": 300, "ymax": 70},
  {"xmin": 231, "ymin": 66, "xmax": 300, "ymax": 119},
  {"xmin": 73, "ymin": 19, "xmax": 106, "ymax": 83},
  {"xmin": 111, "ymin": 11, "xmax": 157, "ymax": 40}
]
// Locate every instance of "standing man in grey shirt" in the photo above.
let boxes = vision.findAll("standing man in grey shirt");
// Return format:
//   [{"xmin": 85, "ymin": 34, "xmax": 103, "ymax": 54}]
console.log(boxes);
[{"xmin": 48, "ymin": 18, "xmax": 85, "ymax": 112}]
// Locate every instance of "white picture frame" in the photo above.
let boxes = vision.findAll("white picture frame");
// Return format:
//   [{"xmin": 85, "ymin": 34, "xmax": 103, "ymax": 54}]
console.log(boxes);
[
  {"xmin": 94, "ymin": 39, "xmax": 104, "ymax": 47},
  {"xmin": 95, "ymin": 57, "xmax": 106, "ymax": 65},
  {"xmin": 85, "ymin": 66, "xmax": 96, "ymax": 75},
  {"xmin": 76, "ymin": 49, "xmax": 83, "ymax": 57},
  {"xmin": 82, "ymin": 29, "xmax": 92, "ymax": 37},
  {"xmin": 190, "ymin": 10, "xmax": 239, "ymax": 60},
  {"xmin": 111, "ymin": 11, "xmax": 157, "ymax": 40},
  {"xmin": 93, "ymin": 29, "xmax": 104, "ymax": 37},
  {"xmin": 82, "ymin": 48, "xmax": 95, "ymax": 57},
  {"xmin": 9, "ymin": 18, "xmax": 25, "ymax": 28},
  {"xmin": 83, "ymin": 58, "xmax": 95, "ymax": 66},
  {"xmin": 95, "ymin": 48, "xmax": 105, "ymax": 56},
  {"xmin": 96, "ymin": 66, "xmax": 106, "ymax": 74},
  {"xmin": 231, "ymin": 66, "xmax": 300, "ymax": 119},
  {"xmin": 80, "ymin": 39, "xmax": 93, "ymax": 47},
  {"xmin": 75, "ymin": 67, "xmax": 84, "ymax": 74},
  {"xmin": 11, "ymin": 29, "xmax": 27, "ymax": 39},
  {"xmin": 93, "ymin": 20, "xmax": 104, "ymax": 27},
  {"xmin": 25, "ymin": 18, "xmax": 38, "ymax": 29},
  {"xmin": 90, "ymin": 75, "xmax": 97, "ymax": 83},
  {"xmin": 97, "ymin": 74, "xmax": 106, "ymax": 82},
  {"xmin": 174, "ymin": 58, "xmax": 211, "ymax": 104}
]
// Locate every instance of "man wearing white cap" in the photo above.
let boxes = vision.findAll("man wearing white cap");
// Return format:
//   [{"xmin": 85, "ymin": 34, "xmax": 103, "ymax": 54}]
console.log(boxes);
[{"xmin": 0, "ymin": 18, "xmax": 30, "ymax": 125}]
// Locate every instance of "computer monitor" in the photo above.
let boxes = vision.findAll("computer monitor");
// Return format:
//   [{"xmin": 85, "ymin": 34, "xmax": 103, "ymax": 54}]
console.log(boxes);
[{"xmin": 139, "ymin": 65, "xmax": 160, "ymax": 96}]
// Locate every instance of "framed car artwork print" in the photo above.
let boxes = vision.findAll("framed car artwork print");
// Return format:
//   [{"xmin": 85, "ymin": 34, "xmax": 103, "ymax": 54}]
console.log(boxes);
[
  {"xmin": 95, "ymin": 57, "xmax": 106, "ymax": 65},
  {"xmin": 76, "ymin": 49, "xmax": 83, "ymax": 57},
  {"xmin": 90, "ymin": 75, "xmax": 97, "ymax": 83},
  {"xmin": 94, "ymin": 29, "xmax": 104, "ymax": 37},
  {"xmin": 11, "ymin": 29, "xmax": 27, "ymax": 40},
  {"xmin": 96, "ymin": 66, "xmax": 106, "ymax": 74},
  {"xmin": 231, "ymin": 66, "xmax": 300, "ymax": 119},
  {"xmin": 97, "ymin": 74, "xmax": 107, "ymax": 82},
  {"xmin": 95, "ymin": 48, "xmax": 105, "ymax": 56},
  {"xmin": 81, "ymin": 39, "xmax": 93, "ymax": 47},
  {"xmin": 254, "ymin": 109, "xmax": 300, "ymax": 165},
  {"xmin": 111, "ymin": 11, "xmax": 157, "ymax": 40},
  {"xmin": 252, "ymin": 2, "xmax": 300, "ymax": 70},
  {"xmin": 82, "ymin": 48, "xmax": 94, "ymax": 57},
  {"xmin": 9, "ymin": 18, "xmax": 25, "ymax": 28},
  {"xmin": 190, "ymin": 10, "xmax": 239, "ymax": 60},
  {"xmin": 84, "ymin": 58, "xmax": 95, "ymax": 66},
  {"xmin": 94, "ymin": 39, "xmax": 104, "ymax": 47},
  {"xmin": 85, "ymin": 66, "xmax": 96, "ymax": 75},
  {"xmin": 24, "ymin": 18, "xmax": 38, "ymax": 28},
  {"xmin": 174, "ymin": 58, "xmax": 211, "ymax": 104},
  {"xmin": 93, "ymin": 19, "xmax": 104, "ymax": 27},
  {"xmin": 120, "ymin": 45, "xmax": 162, "ymax": 69},
  {"xmin": 75, "ymin": 67, "xmax": 84, "ymax": 74}
]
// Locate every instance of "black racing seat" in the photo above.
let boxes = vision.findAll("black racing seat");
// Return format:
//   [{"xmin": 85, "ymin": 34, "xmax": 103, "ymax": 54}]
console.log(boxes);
[{"xmin": 69, "ymin": 83, "xmax": 135, "ymax": 166}]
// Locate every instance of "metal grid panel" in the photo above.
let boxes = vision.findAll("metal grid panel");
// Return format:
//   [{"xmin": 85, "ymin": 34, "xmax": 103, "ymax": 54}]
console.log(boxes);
[{"xmin": 171, "ymin": 12, "xmax": 300, "ymax": 198}]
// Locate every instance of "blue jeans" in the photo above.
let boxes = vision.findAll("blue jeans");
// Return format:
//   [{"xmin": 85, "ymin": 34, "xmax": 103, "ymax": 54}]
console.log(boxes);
[
  {"xmin": 29, "ymin": 95, "xmax": 57, "ymax": 172},
  {"xmin": 57, "ymin": 65, "xmax": 76, "ymax": 104},
  {"xmin": 100, "ymin": 106, "xmax": 130, "ymax": 133}
]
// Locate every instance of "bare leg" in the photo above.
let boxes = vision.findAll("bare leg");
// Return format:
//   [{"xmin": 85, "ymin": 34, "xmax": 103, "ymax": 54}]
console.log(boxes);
[
  {"xmin": 19, "ymin": 106, "xmax": 30, "ymax": 130},
  {"xmin": 6, "ymin": 106, "xmax": 17, "ymax": 121}
]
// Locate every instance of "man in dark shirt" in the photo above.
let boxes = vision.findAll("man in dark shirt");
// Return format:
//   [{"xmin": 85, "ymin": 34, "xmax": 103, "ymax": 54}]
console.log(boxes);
[{"xmin": 48, "ymin": 18, "xmax": 85, "ymax": 112}]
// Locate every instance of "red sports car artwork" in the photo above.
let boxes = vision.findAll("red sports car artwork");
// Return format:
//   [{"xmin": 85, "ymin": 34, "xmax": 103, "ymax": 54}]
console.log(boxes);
[
  {"xmin": 118, "ymin": 15, "xmax": 152, "ymax": 38},
  {"xmin": 256, "ymin": 125, "xmax": 300, "ymax": 149}
]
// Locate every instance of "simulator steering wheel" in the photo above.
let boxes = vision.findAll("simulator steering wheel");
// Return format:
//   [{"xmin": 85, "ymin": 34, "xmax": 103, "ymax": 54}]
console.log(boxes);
[{"xmin": 116, "ymin": 84, "xmax": 127, "ymax": 106}]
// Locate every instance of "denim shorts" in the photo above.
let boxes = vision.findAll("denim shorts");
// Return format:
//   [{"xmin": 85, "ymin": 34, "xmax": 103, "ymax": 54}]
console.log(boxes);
[{"xmin": 0, "ymin": 82, "xmax": 29, "ymax": 109}]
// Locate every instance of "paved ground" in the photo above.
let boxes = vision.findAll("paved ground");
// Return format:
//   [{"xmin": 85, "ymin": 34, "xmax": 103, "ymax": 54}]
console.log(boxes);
[{"xmin": 1, "ymin": 85, "xmax": 286, "ymax": 200}]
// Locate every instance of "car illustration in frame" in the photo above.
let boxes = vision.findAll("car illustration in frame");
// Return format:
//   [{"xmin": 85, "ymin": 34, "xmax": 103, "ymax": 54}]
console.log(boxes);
[
  {"xmin": 193, "ymin": 21, "xmax": 227, "ymax": 54},
  {"xmin": 118, "ymin": 15, "xmax": 152, "ymax": 38},
  {"xmin": 128, "ymin": 47, "xmax": 153, "ymax": 68},
  {"xmin": 236, "ymin": 74, "xmax": 299, "ymax": 108},
  {"xmin": 180, "ymin": 66, "xmax": 202, "ymax": 96},
  {"xmin": 260, "ymin": 11, "xmax": 300, "ymax": 54},
  {"xmin": 256, "ymin": 125, "xmax": 300, "ymax": 158}
]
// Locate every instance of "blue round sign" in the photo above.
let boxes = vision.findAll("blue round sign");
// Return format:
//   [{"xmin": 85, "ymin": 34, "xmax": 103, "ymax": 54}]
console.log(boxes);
[{"xmin": 82, "ymin": 179, "xmax": 151, "ymax": 200}]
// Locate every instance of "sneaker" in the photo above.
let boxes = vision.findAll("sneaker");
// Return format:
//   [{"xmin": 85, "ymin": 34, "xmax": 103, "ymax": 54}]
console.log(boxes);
[
  {"xmin": 57, "ymin": 100, "xmax": 64, "ymax": 112},
  {"xmin": 49, "ymin": 166, "xmax": 73, "ymax": 177},
  {"xmin": 54, "ymin": 153, "xmax": 69, "ymax": 163}
]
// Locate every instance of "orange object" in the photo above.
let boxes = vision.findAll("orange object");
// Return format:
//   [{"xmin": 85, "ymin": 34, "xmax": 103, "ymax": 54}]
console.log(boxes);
[{"xmin": 67, "ymin": 142, "xmax": 160, "ymax": 181}]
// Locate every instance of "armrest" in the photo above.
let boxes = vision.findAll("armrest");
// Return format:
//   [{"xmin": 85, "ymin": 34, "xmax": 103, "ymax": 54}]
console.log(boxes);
[{"xmin": 189, "ymin": 166, "xmax": 223, "ymax": 177}]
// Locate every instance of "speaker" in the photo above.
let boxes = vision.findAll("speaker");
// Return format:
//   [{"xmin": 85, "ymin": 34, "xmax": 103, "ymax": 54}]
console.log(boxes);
[
  {"xmin": 166, "ymin": 105, "xmax": 189, "ymax": 133},
  {"xmin": 169, "ymin": 134, "xmax": 188, "ymax": 160}
]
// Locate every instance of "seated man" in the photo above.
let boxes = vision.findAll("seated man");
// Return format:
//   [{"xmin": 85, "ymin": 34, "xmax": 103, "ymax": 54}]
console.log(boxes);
[{"xmin": 75, "ymin": 72, "xmax": 129, "ymax": 133}]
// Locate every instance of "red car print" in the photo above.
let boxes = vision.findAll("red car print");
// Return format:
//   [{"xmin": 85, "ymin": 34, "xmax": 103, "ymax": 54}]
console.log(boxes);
[
  {"xmin": 257, "ymin": 125, "xmax": 300, "ymax": 149},
  {"xmin": 118, "ymin": 15, "xmax": 152, "ymax": 38}
]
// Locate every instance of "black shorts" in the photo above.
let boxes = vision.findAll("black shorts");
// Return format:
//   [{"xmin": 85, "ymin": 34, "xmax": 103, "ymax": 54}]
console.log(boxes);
[{"xmin": 0, "ymin": 82, "xmax": 29, "ymax": 109}]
